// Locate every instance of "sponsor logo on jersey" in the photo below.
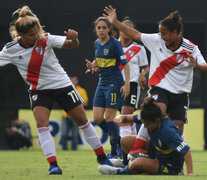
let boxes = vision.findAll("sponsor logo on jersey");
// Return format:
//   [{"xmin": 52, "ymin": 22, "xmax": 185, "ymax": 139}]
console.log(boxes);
[
  {"xmin": 18, "ymin": 55, "xmax": 23, "ymax": 60},
  {"xmin": 104, "ymin": 48, "xmax": 109, "ymax": 55},
  {"xmin": 176, "ymin": 141, "xmax": 187, "ymax": 152},
  {"xmin": 35, "ymin": 46, "xmax": 43, "ymax": 55},
  {"xmin": 32, "ymin": 94, "xmax": 38, "ymax": 101},
  {"xmin": 110, "ymin": 102, "xmax": 117, "ymax": 105},
  {"xmin": 176, "ymin": 54, "xmax": 184, "ymax": 63},
  {"xmin": 152, "ymin": 94, "xmax": 158, "ymax": 100}
]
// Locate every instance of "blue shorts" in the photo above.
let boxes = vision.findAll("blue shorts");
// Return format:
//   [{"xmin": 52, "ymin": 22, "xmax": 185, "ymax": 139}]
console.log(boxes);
[
  {"xmin": 93, "ymin": 84, "xmax": 123, "ymax": 109},
  {"xmin": 157, "ymin": 157, "xmax": 184, "ymax": 175}
]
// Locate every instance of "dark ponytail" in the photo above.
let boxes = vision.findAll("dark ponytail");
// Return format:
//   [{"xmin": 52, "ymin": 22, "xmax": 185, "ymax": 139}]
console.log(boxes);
[
  {"xmin": 140, "ymin": 97, "xmax": 162, "ymax": 123},
  {"xmin": 159, "ymin": 10, "xmax": 183, "ymax": 34}
]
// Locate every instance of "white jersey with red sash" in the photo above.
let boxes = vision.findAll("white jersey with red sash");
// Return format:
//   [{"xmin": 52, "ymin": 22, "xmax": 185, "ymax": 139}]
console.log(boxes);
[
  {"xmin": 141, "ymin": 33, "xmax": 206, "ymax": 94},
  {"xmin": 0, "ymin": 33, "xmax": 72, "ymax": 90},
  {"xmin": 120, "ymin": 42, "xmax": 148, "ymax": 83}
]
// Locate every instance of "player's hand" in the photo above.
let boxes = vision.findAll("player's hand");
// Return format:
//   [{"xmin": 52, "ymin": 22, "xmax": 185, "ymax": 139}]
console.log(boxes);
[
  {"xmin": 103, "ymin": 5, "xmax": 117, "ymax": 24},
  {"xmin": 64, "ymin": 29, "xmax": 78, "ymax": 40},
  {"xmin": 85, "ymin": 59, "xmax": 99, "ymax": 74},
  {"xmin": 85, "ymin": 59, "xmax": 92, "ymax": 74},
  {"xmin": 113, "ymin": 115, "xmax": 133, "ymax": 126},
  {"xmin": 139, "ymin": 73, "xmax": 147, "ymax": 89},
  {"xmin": 185, "ymin": 52, "xmax": 197, "ymax": 68},
  {"xmin": 120, "ymin": 82, "xmax": 130, "ymax": 100}
]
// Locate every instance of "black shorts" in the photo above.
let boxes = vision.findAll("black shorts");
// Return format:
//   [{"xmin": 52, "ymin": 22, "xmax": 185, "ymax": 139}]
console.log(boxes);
[
  {"xmin": 148, "ymin": 86, "xmax": 189, "ymax": 123},
  {"xmin": 28, "ymin": 86, "xmax": 83, "ymax": 111},
  {"xmin": 122, "ymin": 82, "xmax": 140, "ymax": 109}
]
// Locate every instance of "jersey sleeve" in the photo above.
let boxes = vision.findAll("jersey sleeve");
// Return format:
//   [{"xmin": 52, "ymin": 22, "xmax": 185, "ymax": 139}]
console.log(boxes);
[
  {"xmin": 0, "ymin": 46, "xmax": 13, "ymax": 67},
  {"xmin": 192, "ymin": 46, "xmax": 206, "ymax": 65},
  {"xmin": 163, "ymin": 126, "xmax": 190, "ymax": 155},
  {"xmin": 133, "ymin": 114, "xmax": 141, "ymax": 124},
  {"xmin": 48, "ymin": 33, "xmax": 66, "ymax": 49},
  {"xmin": 138, "ymin": 46, "xmax": 149, "ymax": 67},
  {"xmin": 141, "ymin": 33, "xmax": 159, "ymax": 52},
  {"xmin": 114, "ymin": 40, "xmax": 128, "ymax": 65}
]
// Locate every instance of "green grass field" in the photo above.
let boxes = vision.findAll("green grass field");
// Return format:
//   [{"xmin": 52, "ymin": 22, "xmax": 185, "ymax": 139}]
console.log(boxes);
[{"xmin": 0, "ymin": 150, "xmax": 206, "ymax": 180}]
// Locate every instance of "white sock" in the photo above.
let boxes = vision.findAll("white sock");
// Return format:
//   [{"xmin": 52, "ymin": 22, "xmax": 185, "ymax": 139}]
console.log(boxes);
[
  {"xmin": 38, "ymin": 127, "xmax": 56, "ymax": 159},
  {"xmin": 120, "ymin": 125, "xmax": 131, "ymax": 137},
  {"xmin": 136, "ymin": 124, "xmax": 149, "ymax": 142},
  {"xmin": 79, "ymin": 121, "xmax": 102, "ymax": 149}
]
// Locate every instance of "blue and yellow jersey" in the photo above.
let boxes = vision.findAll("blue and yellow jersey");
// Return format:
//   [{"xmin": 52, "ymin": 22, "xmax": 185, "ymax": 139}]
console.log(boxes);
[
  {"xmin": 149, "ymin": 118, "xmax": 190, "ymax": 161},
  {"xmin": 94, "ymin": 37, "xmax": 128, "ymax": 86}
]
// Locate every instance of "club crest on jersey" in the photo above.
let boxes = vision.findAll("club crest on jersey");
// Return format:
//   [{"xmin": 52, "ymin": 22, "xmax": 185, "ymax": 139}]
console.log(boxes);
[
  {"xmin": 32, "ymin": 94, "xmax": 38, "ymax": 101},
  {"xmin": 152, "ymin": 94, "xmax": 158, "ymax": 100},
  {"xmin": 104, "ymin": 48, "xmax": 109, "ymax": 56},
  {"xmin": 35, "ymin": 46, "xmax": 43, "ymax": 55},
  {"xmin": 129, "ymin": 50, "xmax": 134, "ymax": 57},
  {"xmin": 176, "ymin": 54, "xmax": 184, "ymax": 63}
]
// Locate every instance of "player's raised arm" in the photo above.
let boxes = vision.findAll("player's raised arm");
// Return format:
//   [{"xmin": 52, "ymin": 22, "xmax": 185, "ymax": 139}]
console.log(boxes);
[
  {"xmin": 63, "ymin": 29, "xmax": 79, "ymax": 49},
  {"xmin": 103, "ymin": 5, "xmax": 141, "ymax": 42}
]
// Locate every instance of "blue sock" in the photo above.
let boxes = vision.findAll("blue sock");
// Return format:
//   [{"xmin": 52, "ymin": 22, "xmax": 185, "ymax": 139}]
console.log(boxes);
[
  {"xmin": 117, "ymin": 165, "xmax": 132, "ymax": 175},
  {"xmin": 98, "ymin": 119, "xmax": 108, "ymax": 134},
  {"xmin": 106, "ymin": 121, "xmax": 119, "ymax": 155}
]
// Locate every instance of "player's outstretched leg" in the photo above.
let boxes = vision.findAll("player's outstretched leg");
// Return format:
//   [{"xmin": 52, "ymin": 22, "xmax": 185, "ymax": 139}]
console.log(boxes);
[
  {"xmin": 38, "ymin": 127, "xmax": 62, "ymax": 175},
  {"xmin": 79, "ymin": 121, "xmax": 114, "ymax": 166}
]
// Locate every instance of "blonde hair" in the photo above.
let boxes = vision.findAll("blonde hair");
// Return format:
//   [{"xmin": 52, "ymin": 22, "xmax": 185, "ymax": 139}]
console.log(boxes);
[{"xmin": 9, "ymin": 6, "xmax": 45, "ymax": 39}]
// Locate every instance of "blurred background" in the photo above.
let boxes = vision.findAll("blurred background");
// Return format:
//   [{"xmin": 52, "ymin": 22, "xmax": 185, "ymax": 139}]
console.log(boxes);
[{"xmin": 0, "ymin": 0, "xmax": 207, "ymax": 149}]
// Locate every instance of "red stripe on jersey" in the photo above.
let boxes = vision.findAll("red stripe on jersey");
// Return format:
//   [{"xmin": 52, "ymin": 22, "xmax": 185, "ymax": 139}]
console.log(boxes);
[
  {"xmin": 120, "ymin": 45, "xmax": 141, "ymax": 71},
  {"xmin": 27, "ymin": 38, "xmax": 48, "ymax": 90},
  {"xmin": 149, "ymin": 50, "xmax": 190, "ymax": 86}
]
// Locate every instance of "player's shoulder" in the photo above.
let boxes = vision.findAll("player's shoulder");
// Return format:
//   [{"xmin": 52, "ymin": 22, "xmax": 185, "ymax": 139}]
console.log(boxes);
[
  {"xmin": 110, "ymin": 37, "xmax": 121, "ymax": 45},
  {"xmin": 5, "ymin": 38, "xmax": 19, "ymax": 49},
  {"xmin": 161, "ymin": 118, "xmax": 176, "ymax": 132},
  {"xmin": 131, "ymin": 42, "xmax": 145, "ymax": 48},
  {"xmin": 94, "ymin": 39, "xmax": 100, "ymax": 46},
  {"xmin": 181, "ymin": 37, "xmax": 197, "ymax": 51}
]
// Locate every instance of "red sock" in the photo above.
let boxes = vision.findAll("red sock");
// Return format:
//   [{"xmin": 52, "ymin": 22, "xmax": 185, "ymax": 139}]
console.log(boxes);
[
  {"xmin": 130, "ymin": 138, "xmax": 147, "ymax": 154},
  {"xmin": 47, "ymin": 156, "xmax": 57, "ymax": 164},
  {"xmin": 94, "ymin": 146, "xmax": 105, "ymax": 156}
]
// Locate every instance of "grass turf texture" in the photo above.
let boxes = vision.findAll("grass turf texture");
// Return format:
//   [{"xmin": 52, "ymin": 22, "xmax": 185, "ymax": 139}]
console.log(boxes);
[{"xmin": 0, "ymin": 150, "xmax": 206, "ymax": 180}]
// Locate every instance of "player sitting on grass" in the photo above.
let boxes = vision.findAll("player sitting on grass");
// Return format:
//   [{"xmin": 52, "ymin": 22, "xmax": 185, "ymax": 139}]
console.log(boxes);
[{"xmin": 98, "ymin": 97, "xmax": 194, "ymax": 175}]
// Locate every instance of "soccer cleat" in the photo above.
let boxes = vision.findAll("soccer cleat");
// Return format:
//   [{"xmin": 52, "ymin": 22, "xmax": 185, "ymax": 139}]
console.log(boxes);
[
  {"xmin": 97, "ymin": 157, "xmax": 114, "ymax": 167},
  {"xmin": 107, "ymin": 154, "xmax": 118, "ymax": 159},
  {"xmin": 98, "ymin": 165, "xmax": 121, "ymax": 175},
  {"xmin": 128, "ymin": 151, "xmax": 149, "ymax": 165},
  {"xmin": 110, "ymin": 158, "xmax": 125, "ymax": 168},
  {"xmin": 178, "ymin": 168, "xmax": 185, "ymax": 175},
  {"xmin": 48, "ymin": 165, "xmax": 62, "ymax": 175}
]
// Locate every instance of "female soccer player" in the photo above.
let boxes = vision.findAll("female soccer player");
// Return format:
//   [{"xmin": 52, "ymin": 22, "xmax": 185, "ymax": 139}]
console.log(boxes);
[
  {"xmin": 99, "ymin": 97, "xmax": 194, "ymax": 175},
  {"xmin": 118, "ymin": 16, "xmax": 149, "ymax": 136},
  {"xmin": 103, "ymin": 6, "xmax": 207, "ymax": 158},
  {"xmin": 86, "ymin": 16, "xmax": 130, "ymax": 158},
  {"xmin": 0, "ymin": 6, "xmax": 112, "ymax": 175}
]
